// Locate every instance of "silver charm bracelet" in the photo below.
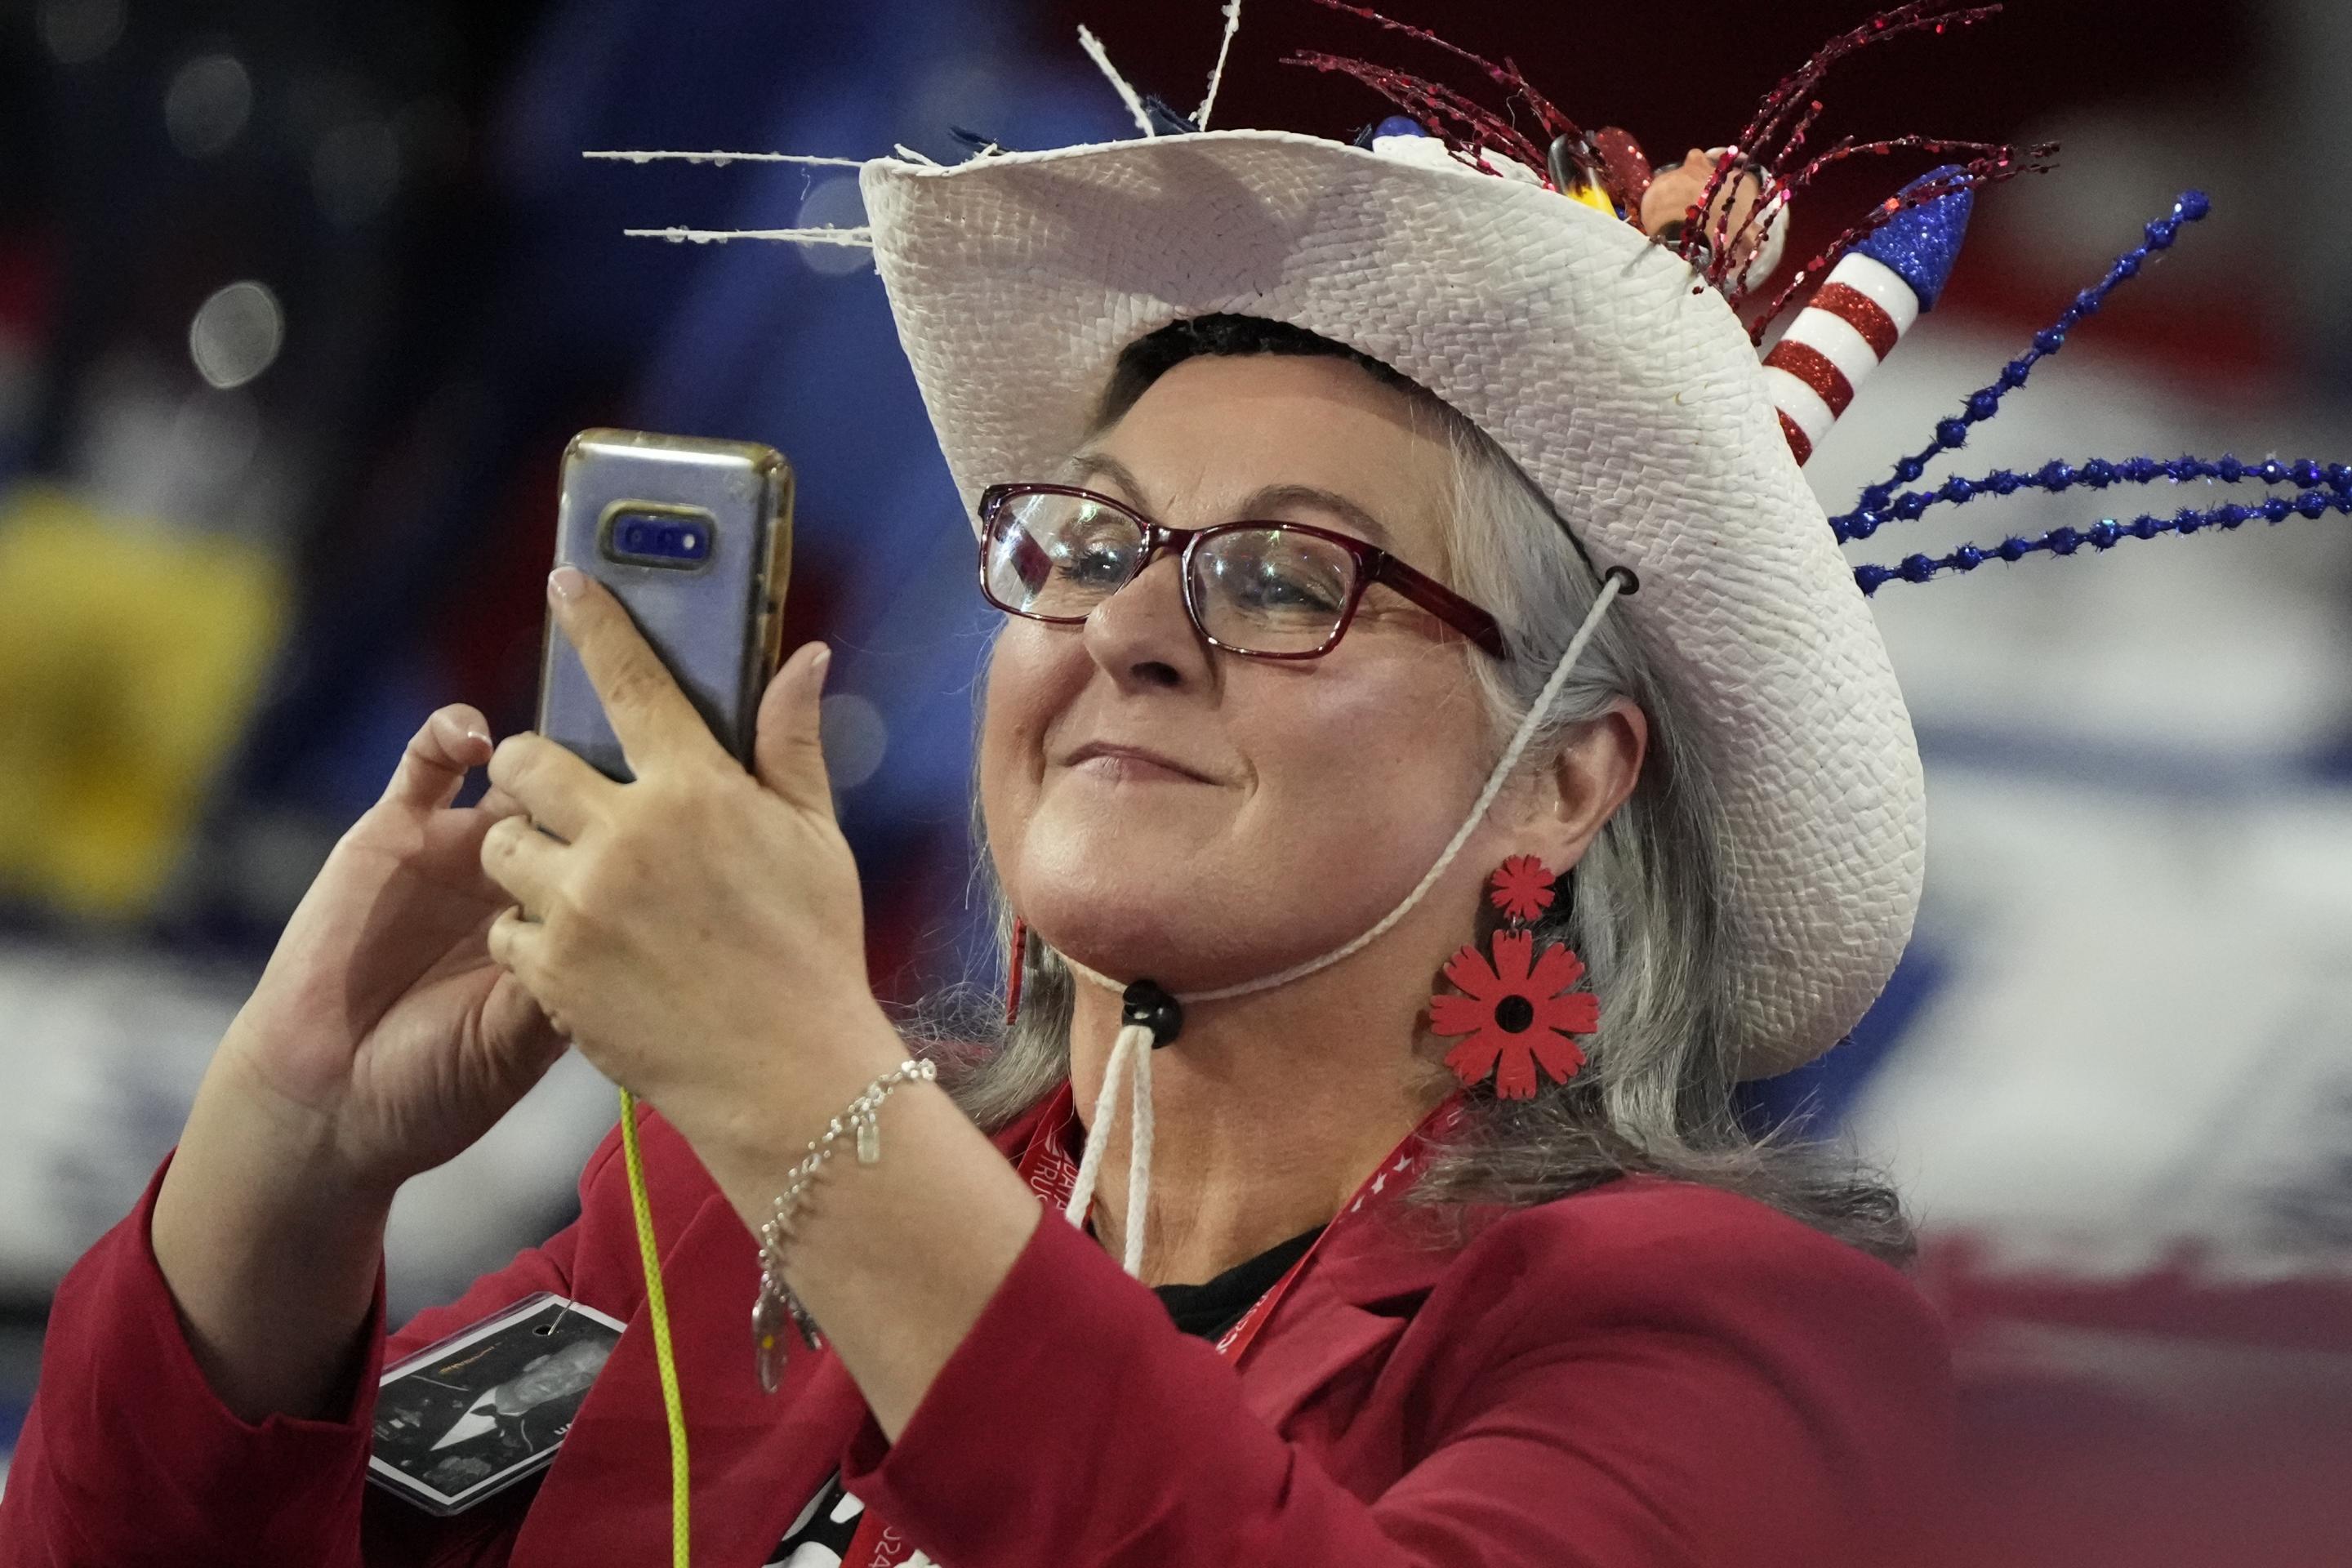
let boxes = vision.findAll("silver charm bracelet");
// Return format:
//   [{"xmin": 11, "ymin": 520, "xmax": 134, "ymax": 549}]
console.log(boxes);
[{"xmin": 752, "ymin": 1056, "xmax": 938, "ymax": 1393}]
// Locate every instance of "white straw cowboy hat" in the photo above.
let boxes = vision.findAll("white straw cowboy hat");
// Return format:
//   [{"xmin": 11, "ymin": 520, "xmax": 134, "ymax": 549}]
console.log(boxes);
[{"xmin": 857, "ymin": 127, "xmax": 1926, "ymax": 1076}]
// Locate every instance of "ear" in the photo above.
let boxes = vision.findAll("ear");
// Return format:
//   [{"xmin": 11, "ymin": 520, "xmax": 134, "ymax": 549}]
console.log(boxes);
[{"xmin": 1524, "ymin": 698, "xmax": 1649, "ymax": 873}]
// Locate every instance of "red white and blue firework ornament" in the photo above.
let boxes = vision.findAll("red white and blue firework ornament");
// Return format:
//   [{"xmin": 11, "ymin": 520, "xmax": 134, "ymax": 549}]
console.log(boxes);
[{"xmin": 1288, "ymin": 0, "xmax": 2352, "ymax": 599}]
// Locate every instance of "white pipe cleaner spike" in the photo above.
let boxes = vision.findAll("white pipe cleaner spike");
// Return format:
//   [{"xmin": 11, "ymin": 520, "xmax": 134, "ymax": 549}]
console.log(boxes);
[
  {"xmin": 622, "ymin": 225, "xmax": 874, "ymax": 247},
  {"xmin": 1193, "ymin": 0, "xmax": 1244, "ymax": 130},
  {"xmin": 1076, "ymin": 24, "xmax": 1156, "ymax": 137},
  {"xmin": 583, "ymin": 149, "xmax": 866, "ymax": 167}
]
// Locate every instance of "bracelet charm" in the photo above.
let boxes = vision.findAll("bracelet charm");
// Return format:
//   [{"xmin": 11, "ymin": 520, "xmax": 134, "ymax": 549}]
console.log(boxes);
[{"xmin": 751, "ymin": 1057, "xmax": 936, "ymax": 1392}]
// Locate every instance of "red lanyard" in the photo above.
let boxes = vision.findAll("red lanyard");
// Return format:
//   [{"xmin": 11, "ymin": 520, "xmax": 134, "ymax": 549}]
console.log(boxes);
[{"xmin": 840, "ymin": 1084, "xmax": 1459, "ymax": 1566}]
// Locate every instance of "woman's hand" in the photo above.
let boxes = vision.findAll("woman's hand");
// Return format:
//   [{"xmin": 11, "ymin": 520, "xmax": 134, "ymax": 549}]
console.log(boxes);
[
  {"xmin": 479, "ymin": 568, "xmax": 885, "ymax": 1156},
  {"xmin": 152, "ymin": 698, "xmax": 570, "ymax": 1420},
  {"xmin": 478, "ymin": 570, "xmax": 1058, "ymax": 1444},
  {"xmin": 220, "ymin": 705, "xmax": 571, "ymax": 1192}
]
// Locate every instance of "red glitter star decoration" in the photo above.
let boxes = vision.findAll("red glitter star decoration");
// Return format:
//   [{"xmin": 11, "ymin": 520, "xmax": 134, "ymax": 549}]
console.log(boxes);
[
  {"xmin": 1487, "ymin": 854, "xmax": 1556, "ymax": 923},
  {"xmin": 1429, "ymin": 929, "xmax": 1598, "ymax": 1099}
]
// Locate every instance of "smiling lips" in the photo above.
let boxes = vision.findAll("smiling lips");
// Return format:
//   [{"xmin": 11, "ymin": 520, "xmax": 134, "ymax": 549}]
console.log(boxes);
[{"xmin": 1062, "ymin": 742, "xmax": 1216, "ymax": 784}]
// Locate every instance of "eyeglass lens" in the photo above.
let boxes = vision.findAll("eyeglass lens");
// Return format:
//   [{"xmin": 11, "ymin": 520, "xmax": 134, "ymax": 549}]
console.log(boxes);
[{"xmin": 983, "ymin": 489, "xmax": 1362, "ymax": 656}]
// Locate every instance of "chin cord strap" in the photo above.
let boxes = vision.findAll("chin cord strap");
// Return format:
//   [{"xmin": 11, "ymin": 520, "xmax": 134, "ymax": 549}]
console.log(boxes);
[
  {"xmin": 1064, "ymin": 1020, "xmax": 1157, "ymax": 1275},
  {"xmin": 1058, "ymin": 568, "xmax": 1633, "ymax": 1275}
]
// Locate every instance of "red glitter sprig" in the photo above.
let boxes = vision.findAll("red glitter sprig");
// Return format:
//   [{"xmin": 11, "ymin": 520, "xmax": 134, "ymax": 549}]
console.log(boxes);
[
  {"xmin": 1705, "ymin": 98, "xmax": 1827, "ymax": 296},
  {"xmin": 1685, "ymin": 2, "xmax": 2003, "ymax": 273},
  {"xmin": 1777, "ymin": 97, "xmax": 1830, "ymax": 176},
  {"xmin": 1284, "ymin": 49, "xmax": 1550, "ymax": 176},
  {"xmin": 1305, "ymin": 0, "xmax": 1580, "ymax": 143},
  {"xmin": 1724, "ymin": 190, "xmax": 1792, "ymax": 305},
  {"xmin": 1285, "ymin": 0, "xmax": 2052, "ymax": 330},
  {"xmin": 1777, "ymin": 133, "xmax": 2020, "ymax": 200},
  {"xmin": 1718, "ymin": 132, "xmax": 2025, "ymax": 299},
  {"xmin": 1745, "ymin": 145, "xmax": 2057, "ymax": 340}
]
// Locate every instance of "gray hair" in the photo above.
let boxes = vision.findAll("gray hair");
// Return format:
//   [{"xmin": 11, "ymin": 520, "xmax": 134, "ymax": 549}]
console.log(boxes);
[{"xmin": 928, "ymin": 318, "xmax": 1911, "ymax": 1265}]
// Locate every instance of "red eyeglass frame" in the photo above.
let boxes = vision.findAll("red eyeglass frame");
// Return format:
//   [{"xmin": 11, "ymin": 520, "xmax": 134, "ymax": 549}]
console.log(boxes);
[{"xmin": 976, "ymin": 482, "xmax": 1508, "ymax": 662}]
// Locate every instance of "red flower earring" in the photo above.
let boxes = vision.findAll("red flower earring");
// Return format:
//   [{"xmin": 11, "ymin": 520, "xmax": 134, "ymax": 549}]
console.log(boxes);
[{"xmin": 1429, "ymin": 857, "xmax": 1598, "ymax": 1099}]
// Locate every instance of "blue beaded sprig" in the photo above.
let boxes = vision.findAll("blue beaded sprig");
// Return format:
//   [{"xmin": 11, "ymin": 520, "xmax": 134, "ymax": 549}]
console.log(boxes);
[
  {"xmin": 1837, "ymin": 455, "xmax": 2352, "ymax": 543},
  {"xmin": 1852, "ymin": 488, "xmax": 2352, "ymax": 595},
  {"xmin": 1829, "ymin": 189, "xmax": 2213, "ymax": 541}
]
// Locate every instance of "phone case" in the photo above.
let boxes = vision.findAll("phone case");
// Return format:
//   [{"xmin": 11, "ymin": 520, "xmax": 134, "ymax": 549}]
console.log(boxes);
[{"xmin": 537, "ymin": 430, "xmax": 793, "ymax": 781}]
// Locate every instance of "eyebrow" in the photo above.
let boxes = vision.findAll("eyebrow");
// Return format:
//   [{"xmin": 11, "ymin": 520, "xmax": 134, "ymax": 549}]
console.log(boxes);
[{"xmin": 1062, "ymin": 451, "xmax": 1396, "ymax": 548}]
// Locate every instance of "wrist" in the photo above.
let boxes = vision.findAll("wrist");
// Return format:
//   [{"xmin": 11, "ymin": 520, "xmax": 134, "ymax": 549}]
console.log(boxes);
[
  {"xmin": 198, "ymin": 1033, "xmax": 401, "ymax": 1203},
  {"xmin": 154, "ymin": 1062, "xmax": 394, "ymax": 1423},
  {"xmin": 693, "ymin": 1001, "xmax": 915, "ymax": 1228}
]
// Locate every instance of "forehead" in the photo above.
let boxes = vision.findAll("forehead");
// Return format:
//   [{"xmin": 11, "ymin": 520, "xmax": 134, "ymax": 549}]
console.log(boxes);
[{"xmin": 1072, "ymin": 353, "xmax": 1456, "ymax": 554}]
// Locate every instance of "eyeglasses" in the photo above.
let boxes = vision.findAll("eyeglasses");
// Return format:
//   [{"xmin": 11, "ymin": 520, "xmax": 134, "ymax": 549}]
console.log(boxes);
[{"xmin": 976, "ymin": 483, "xmax": 1508, "ymax": 662}]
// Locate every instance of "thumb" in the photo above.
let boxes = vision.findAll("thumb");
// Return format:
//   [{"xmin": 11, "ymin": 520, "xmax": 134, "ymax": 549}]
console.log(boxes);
[{"xmin": 753, "ymin": 641, "xmax": 836, "ymax": 817}]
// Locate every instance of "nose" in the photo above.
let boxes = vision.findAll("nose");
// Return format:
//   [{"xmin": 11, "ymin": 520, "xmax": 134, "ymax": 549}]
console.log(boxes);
[{"xmin": 1080, "ymin": 549, "xmax": 1213, "ymax": 692}]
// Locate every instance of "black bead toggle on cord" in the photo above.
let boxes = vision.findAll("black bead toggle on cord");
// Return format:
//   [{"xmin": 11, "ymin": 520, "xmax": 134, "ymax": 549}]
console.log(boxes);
[{"xmin": 1122, "ymin": 980, "xmax": 1184, "ymax": 1049}]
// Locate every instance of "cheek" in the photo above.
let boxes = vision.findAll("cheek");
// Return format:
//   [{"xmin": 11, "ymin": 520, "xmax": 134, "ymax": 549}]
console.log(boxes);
[
  {"xmin": 977, "ymin": 623, "xmax": 1074, "ymax": 878},
  {"xmin": 1231, "ymin": 655, "xmax": 1491, "ymax": 878}
]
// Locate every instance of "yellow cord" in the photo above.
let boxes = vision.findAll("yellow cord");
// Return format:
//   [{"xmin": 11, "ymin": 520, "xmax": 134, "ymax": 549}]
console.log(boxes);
[{"xmin": 617, "ymin": 1088, "xmax": 691, "ymax": 1568}]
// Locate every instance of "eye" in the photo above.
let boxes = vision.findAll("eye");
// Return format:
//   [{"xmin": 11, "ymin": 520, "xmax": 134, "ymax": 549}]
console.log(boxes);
[
  {"xmin": 1228, "ymin": 558, "xmax": 1342, "ymax": 613},
  {"xmin": 1049, "ymin": 507, "xmax": 1136, "ymax": 588},
  {"xmin": 1205, "ymin": 531, "xmax": 1352, "ymax": 620}
]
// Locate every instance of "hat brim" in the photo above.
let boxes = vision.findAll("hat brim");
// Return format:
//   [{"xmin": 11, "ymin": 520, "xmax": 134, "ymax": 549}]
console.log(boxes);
[{"xmin": 861, "ymin": 129, "xmax": 1923, "ymax": 1075}]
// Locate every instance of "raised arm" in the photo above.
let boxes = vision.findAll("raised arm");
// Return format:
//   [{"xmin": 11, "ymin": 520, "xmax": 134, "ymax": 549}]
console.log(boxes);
[
  {"xmin": 831, "ymin": 1180, "xmax": 1953, "ymax": 1568},
  {"xmin": 0, "ymin": 702, "xmax": 577, "ymax": 1565}
]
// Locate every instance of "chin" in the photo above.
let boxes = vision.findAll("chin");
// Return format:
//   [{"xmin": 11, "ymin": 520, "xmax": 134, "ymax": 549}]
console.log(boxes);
[
  {"xmin": 1012, "ymin": 826, "xmax": 1205, "ymax": 969},
  {"xmin": 1040, "ymin": 912, "xmax": 1337, "ymax": 995},
  {"xmin": 999, "ymin": 787, "xmax": 1438, "ymax": 991},
  {"xmin": 1008, "ymin": 840, "xmax": 1364, "ymax": 993}
]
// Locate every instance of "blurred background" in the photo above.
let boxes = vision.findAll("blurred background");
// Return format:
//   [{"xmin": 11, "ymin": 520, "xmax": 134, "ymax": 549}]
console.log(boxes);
[{"xmin": 0, "ymin": 0, "xmax": 2345, "ymax": 1561}]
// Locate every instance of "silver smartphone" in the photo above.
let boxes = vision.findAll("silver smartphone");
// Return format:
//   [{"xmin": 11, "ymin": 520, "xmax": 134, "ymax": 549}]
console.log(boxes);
[{"xmin": 536, "ymin": 430, "xmax": 794, "ymax": 782}]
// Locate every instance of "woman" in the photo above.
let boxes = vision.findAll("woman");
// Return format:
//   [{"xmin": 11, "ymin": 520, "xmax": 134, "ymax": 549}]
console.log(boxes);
[{"xmin": 0, "ymin": 123, "xmax": 1949, "ymax": 1566}]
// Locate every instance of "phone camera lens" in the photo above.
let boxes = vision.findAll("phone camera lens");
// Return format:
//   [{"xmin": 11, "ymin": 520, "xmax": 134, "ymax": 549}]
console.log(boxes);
[{"xmin": 608, "ymin": 509, "xmax": 711, "ymax": 566}]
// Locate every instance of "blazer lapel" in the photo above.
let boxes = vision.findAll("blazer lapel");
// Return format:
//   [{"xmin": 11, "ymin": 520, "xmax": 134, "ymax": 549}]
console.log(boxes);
[{"xmin": 1236, "ymin": 1207, "xmax": 1460, "ymax": 1433}]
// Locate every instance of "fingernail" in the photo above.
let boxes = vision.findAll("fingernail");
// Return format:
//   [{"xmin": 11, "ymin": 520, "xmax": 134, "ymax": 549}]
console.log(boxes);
[
  {"xmin": 811, "ymin": 644, "xmax": 831, "ymax": 686},
  {"xmin": 465, "ymin": 726, "xmax": 492, "ymax": 749},
  {"xmin": 548, "ymin": 566, "xmax": 586, "ymax": 603}
]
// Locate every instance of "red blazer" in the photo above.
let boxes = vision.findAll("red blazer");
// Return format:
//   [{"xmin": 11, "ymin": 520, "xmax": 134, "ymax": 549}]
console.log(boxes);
[{"xmin": 1, "ymin": 1096, "xmax": 1953, "ymax": 1567}]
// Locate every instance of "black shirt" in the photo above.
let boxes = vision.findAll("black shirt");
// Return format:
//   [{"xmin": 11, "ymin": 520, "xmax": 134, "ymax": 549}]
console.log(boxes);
[{"xmin": 1151, "ymin": 1224, "xmax": 1325, "ymax": 1339}]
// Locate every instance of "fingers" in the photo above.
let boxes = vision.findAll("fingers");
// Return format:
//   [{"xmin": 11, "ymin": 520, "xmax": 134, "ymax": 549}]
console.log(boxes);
[
  {"xmin": 476, "ymin": 783, "xmax": 528, "ymax": 822},
  {"xmin": 488, "ymin": 731, "xmax": 612, "ymax": 844},
  {"xmin": 547, "ymin": 568, "xmax": 719, "ymax": 774},
  {"xmin": 485, "ymin": 905, "xmax": 543, "ymax": 991},
  {"xmin": 479, "ymin": 813, "xmax": 567, "ymax": 921},
  {"xmin": 752, "ymin": 642, "xmax": 836, "ymax": 818},
  {"xmin": 383, "ymin": 706, "xmax": 493, "ymax": 812}
]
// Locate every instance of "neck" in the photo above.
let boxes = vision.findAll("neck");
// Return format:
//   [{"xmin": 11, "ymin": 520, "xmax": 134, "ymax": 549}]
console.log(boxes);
[{"xmin": 1067, "ymin": 928, "xmax": 1460, "ymax": 1287}]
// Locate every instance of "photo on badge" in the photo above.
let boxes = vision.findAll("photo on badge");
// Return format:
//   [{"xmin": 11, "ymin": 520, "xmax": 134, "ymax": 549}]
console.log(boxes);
[{"xmin": 368, "ymin": 1291, "xmax": 628, "ymax": 1515}]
